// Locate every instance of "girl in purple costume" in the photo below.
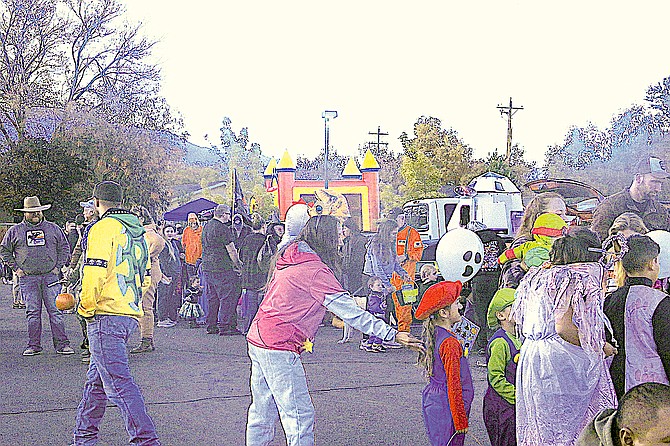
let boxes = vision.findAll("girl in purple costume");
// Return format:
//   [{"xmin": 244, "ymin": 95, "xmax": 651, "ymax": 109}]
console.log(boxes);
[
  {"xmin": 510, "ymin": 228, "xmax": 617, "ymax": 446},
  {"xmin": 416, "ymin": 281, "xmax": 474, "ymax": 446}
]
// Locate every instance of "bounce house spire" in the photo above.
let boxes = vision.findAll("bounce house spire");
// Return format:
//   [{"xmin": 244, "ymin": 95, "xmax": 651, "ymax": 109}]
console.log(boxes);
[
  {"xmin": 360, "ymin": 149, "xmax": 380, "ymax": 171},
  {"xmin": 276, "ymin": 149, "xmax": 295, "ymax": 171},
  {"xmin": 263, "ymin": 158, "xmax": 277, "ymax": 177},
  {"xmin": 342, "ymin": 156, "xmax": 362, "ymax": 178}
]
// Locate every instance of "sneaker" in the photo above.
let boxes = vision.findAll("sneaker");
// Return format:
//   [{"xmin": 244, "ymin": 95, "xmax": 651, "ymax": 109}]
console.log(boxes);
[
  {"xmin": 206, "ymin": 326, "xmax": 220, "ymax": 335},
  {"xmin": 364, "ymin": 343, "xmax": 385, "ymax": 353},
  {"xmin": 18, "ymin": 303, "xmax": 26, "ymax": 309},
  {"xmin": 57, "ymin": 346, "xmax": 75, "ymax": 355},
  {"xmin": 382, "ymin": 340, "xmax": 403, "ymax": 349},
  {"xmin": 371, "ymin": 344, "xmax": 387, "ymax": 353},
  {"xmin": 156, "ymin": 319, "xmax": 177, "ymax": 328},
  {"xmin": 12, "ymin": 302, "xmax": 22, "ymax": 309},
  {"xmin": 188, "ymin": 321, "xmax": 199, "ymax": 329},
  {"xmin": 22, "ymin": 347, "xmax": 42, "ymax": 356},
  {"xmin": 359, "ymin": 339, "xmax": 370, "ymax": 351},
  {"xmin": 130, "ymin": 339, "xmax": 155, "ymax": 354}
]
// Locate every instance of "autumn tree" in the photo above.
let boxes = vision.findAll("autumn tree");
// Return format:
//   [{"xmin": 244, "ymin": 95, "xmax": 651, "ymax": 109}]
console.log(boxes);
[
  {"xmin": 64, "ymin": 0, "xmax": 181, "ymax": 132},
  {"xmin": 0, "ymin": 0, "xmax": 179, "ymax": 150},
  {"xmin": 356, "ymin": 141, "xmax": 404, "ymax": 210},
  {"xmin": 295, "ymin": 147, "xmax": 348, "ymax": 181},
  {"xmin": 397, "ymin": 116, "xmax": 474, "ymax": 201}
]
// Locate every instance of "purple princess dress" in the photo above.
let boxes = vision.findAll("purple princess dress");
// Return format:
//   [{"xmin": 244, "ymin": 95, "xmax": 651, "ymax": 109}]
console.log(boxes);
[{"xmin": 511, "ymin": 263, "xmax": 617, "ymax": 446}]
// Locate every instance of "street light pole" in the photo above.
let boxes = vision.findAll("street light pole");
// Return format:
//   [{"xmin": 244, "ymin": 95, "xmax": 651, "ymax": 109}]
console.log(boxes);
[{"xmin": 322, "ymin": 110, "xmax": 338, "ymax": 189}]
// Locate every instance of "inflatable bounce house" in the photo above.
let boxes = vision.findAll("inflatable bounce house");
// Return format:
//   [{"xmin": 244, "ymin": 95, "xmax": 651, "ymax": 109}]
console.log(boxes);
[{"xmin": 264, "ymin": 149, "xmax": 381, "ymax": 231}]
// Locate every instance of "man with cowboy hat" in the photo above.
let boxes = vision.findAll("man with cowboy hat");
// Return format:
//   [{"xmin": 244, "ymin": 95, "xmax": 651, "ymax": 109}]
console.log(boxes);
[{"xmin": 0, "ymin": 196, "xmax": 74, "ymax": 356}]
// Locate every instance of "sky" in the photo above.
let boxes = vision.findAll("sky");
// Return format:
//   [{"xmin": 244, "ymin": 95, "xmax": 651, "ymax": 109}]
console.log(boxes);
[{"xmin": 123, "ymin": 1, "xmax": 670, "ymax": 165}]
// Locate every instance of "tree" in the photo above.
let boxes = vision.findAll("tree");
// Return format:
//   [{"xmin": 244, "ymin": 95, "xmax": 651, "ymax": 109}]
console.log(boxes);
[
  {"xmin": 0, "ymin": 0, "xmax": 66, "ymax": 147},
  {"xmin": 0, "ymin": 137, "xmax": 90, "ymax": 224},
  {"xmin": 472, "ymin": 144, "xmax": 535, "ymax": 186},
  {"xmin": 545, "ymin": 75, "xmax": 670, "ymax": 196},
  {"xmin": 295, "ymin": 147, "xmax": 348, "ymax": 181},
  {"xmin": 53, "ymin": 104, "xmax": 184, "ymax": 213},
  {"xmin": 356, "ymin": 141, "xmax": 405, "ymax": 210},
  {"xmin": 398, "ymin": 116, "xmax": 474, "ymax": 201},
  {"xmin": 207, "ymin": 117, "xmax": 274, "ymax": 218},
  {"xmin": 0, "ymin": 0, "xmax": 180, "ymax": 150},
  {"xmin": 64, "ymin": 0, "xmax": 181, "ymax": 132}
]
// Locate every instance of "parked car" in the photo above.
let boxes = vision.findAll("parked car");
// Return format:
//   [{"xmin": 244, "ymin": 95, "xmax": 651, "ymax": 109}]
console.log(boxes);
[{"xmin": 524, "ymin": 178, "xmax": 605, "ymax": 224}]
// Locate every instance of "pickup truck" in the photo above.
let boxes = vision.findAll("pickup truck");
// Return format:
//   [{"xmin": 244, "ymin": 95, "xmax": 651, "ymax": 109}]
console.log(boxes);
[{"xmin": 402, "ymin": 172, "xmax": 524, "ymax": 261}]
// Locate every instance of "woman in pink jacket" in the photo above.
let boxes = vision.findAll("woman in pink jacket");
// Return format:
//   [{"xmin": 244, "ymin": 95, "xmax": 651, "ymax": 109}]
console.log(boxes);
[{"xmin": 245, "ymin": 215, "xmax": 422, "ymax": 446}]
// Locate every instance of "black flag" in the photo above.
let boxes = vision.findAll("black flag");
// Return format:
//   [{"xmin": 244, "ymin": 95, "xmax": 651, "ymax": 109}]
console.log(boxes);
[{"xmin": 232, "ymin": 168, "xmax": 250, "ymax": 222}]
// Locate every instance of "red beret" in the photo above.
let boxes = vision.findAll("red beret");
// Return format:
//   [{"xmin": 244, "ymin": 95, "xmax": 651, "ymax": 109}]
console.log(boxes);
[{"xmin": 415, "ymin": 281, "xmax": 463, "ymax": 320}]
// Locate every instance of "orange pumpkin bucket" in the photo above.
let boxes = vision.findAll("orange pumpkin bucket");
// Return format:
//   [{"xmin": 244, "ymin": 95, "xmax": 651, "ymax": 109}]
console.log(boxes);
[{"xmin": 56, "ymin": 293, "xmax": 75, "ymax": 311}]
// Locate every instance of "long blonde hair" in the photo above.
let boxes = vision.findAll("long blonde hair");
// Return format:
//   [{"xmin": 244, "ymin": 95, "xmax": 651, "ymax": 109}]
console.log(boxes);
[
  {"xmin": 608, "ymin": 212, "xmax": 648, "ymax": 236},
  {"xmin": 517, "ymin": 192, "xmax": 564, "ymax": 240},
  {"xmin": 609, "ymin": 212, "xmax": 649, "ymax": 288},
  {"xmin": 417, "ymin": 316, "xmax": 438, "ymax": 377}
]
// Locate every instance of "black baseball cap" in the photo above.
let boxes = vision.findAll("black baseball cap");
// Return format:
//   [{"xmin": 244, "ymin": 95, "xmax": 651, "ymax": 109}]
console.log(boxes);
[{"xmin": 90, "ymin": 181, "xmax": 123, "ymax": 202}]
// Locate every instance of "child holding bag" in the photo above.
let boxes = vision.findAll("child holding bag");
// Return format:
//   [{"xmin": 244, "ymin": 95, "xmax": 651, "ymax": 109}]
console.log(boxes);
[{"xmin": 416, "ymin": 281, "xmax": 474, "ymax": 446}]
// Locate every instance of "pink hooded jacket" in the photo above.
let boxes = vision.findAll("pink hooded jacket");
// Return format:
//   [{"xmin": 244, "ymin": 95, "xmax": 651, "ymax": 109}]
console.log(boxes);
[{"xmin": 247, "ymin": 242, "xmax": 396, "ymax": 354}]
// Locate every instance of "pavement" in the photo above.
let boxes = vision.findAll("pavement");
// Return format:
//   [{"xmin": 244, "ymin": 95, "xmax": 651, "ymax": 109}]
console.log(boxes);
[{"xmin": 0, "ymin": 283, "xmax": 492, "ymax": 446}]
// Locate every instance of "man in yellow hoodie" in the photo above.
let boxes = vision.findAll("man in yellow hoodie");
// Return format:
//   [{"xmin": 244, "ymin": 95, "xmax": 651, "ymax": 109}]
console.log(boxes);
[{"xmin": 73, "ymin": 181, "xmax": 160, "ymax": 445}]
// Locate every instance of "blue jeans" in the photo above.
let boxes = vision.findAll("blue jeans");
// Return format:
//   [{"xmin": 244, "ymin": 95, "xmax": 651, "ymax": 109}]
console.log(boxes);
[
  {"xmin": 246, "ymin": 343, "xmax": 315, "ymax": 446},
  {"xmin": 73, "ymin": 315, "xmax": 160, "ymax": 445},
  {"xmin": 18, "ymin": 272, "xmax": 69, "ymax": 350},
  {"xmin": 203, "ymin": 270, "xmax": 240, "ymax": 330},
  {"xmin": 240, "ymin": 289, "xmax": 261, "ymax": 334}
]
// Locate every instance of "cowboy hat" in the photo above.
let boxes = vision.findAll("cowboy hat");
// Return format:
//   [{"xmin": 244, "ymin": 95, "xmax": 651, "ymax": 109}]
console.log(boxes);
[{"xmin": 15, "ymin": 196, "xmax": 51, "ymax": 212}]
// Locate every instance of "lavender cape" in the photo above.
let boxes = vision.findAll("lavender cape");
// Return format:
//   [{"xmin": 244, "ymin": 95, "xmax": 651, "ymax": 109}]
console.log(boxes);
[{"xmin": 510, "ymin": 263, "xmax": 617, "ymax": 446}]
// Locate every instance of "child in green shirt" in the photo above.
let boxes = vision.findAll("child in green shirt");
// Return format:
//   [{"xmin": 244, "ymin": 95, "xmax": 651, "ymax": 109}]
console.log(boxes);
[{"xmin": 483, "ymin": 288, "xmax": 522, "ymax": 446}]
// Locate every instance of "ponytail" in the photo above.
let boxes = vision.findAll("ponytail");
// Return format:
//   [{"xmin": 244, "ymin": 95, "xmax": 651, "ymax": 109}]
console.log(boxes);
[{"xmin": 417, "ymin": 316, "xmax": 438, "ymax": 378}]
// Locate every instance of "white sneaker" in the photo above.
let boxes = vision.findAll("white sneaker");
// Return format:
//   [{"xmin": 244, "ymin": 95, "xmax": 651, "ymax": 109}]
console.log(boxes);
[
  {"xmin": 22, "ymin": 347, "xmax": 42, "ymax": 356},
  {"xmin": 56, "ymin": 346, "xmax": 75, "ymax": 355},
  {"xmin": 157, "ymin": 319, "xmax": 177, "ymax": 328}
]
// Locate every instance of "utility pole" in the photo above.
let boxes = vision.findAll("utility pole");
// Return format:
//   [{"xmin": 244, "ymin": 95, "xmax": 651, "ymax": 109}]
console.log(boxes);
[
  {"xmin": 496, "ymin": 97, "xmax": 524, "ymax": 163},
  {"xmin": 368, "ymin": 126, "xmax": 389, "ymax": 154}
]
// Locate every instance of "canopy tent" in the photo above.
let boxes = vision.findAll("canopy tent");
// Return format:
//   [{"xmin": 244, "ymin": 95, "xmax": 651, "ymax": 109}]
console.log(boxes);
[{"xmin": 163, "ymin": 198, "xmax": 218, "ymax": 222}]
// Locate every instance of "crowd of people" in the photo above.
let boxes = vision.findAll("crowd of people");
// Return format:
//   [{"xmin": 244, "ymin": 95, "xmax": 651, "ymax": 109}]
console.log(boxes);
[{"xmin": 0, "ymin": 155, "xmax": 669, "ymax": 446}]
